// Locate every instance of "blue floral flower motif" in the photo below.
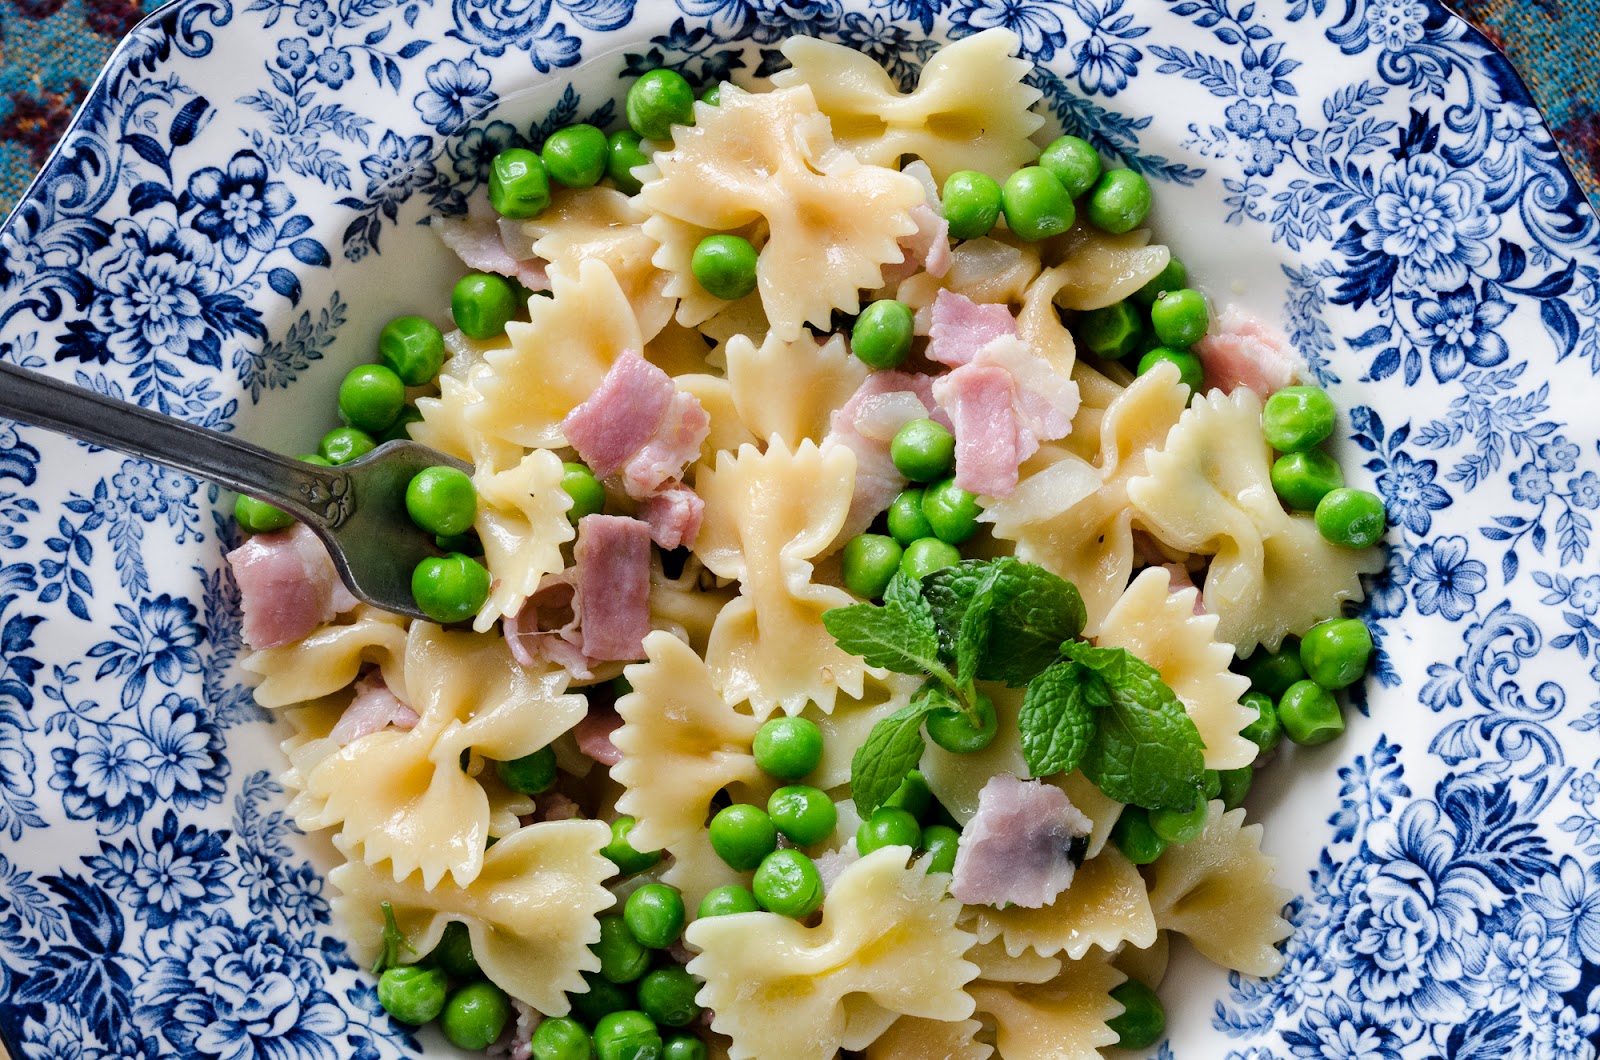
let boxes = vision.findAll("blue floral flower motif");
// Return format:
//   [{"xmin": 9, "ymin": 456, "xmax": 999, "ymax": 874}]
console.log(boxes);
[
  {"xmin": 1367, "ymin": 547, "xmax": 1410, "ymax": 619},
  {"xmin": 20, "ymin": 1016, "xmax": 80, "ymax": 1060},
  {"xmin": 313, "ymin": 47, "xmax": 354, "ymax": 89},
  {"xmin": 1262, "ymin": 102, "xmax": 1301, "ymax": 141},
  {"xmin": 1529, "ymin": 857, "xmax": 1600, "ymax": 963},
  {"xmin": 144, "ymin": 693, "xmax": 228, "ymax": 808},
  {"xmin": 1067, "ymin": 0, "xmax": 1146, "ymax": 97},
  {"xmin": 87, "ymin": 219, "xmax": 232, "ymax": 370},
  {"xmin": 1407, "ymin": 535, "xmax": 1486, "ymax": 620},
  {"xmin": 949, "ymin": 0, "xmax": 1068, "ymax": 62},
  {"xmin": 1539, "ymin": 437, "xmax": 1581, "ymax": 474},
  {"xmin": 1242, "ymin": 138, "xmax": 1285, "ymax": 178},
  {"xmin": 1375, "ymin": 450, "xmax": 1452, "ymax": 536},
  {"xmin": 1565, "ymin": 575, "xmax": 1600, "ymax": 617},
  {"xmin": 1571, "ymin": 471, "xmax": 1600, "ymax": 510},
  {"xmin": 276, "ymin": 862, "xmax": 332, "ymax": 929},
  {"xmin": 1364, "ymin": 0, "xmax": 1428, "ymax": 53},
  {"xmin": 1357, "ymin": 153, "xmax": 1498, "ymax": 291},
  {"xmin": 113, "ymin": 461, "xmax": 168, "ymax": 520},
  {"xmin": 49, "ymin": 731, "xmax": 154, "ymax": 827},
  {"xmin": 361, "ymin": 131, "xmax": 438, "ymax": 214},
  {"xmin": 450, "ymin": 119, "xmax": 520, "ymax": 186},
  {"xmin": 1410, "ymin": 283, "xmax": 1510, "ymax": 381},
  {"xmin": 414, "ymin": 58, "xmax": 497, "ymax": 133},
  {"xmin": 132, "ymin": 593, "xmax": 206, "ymax": 689},
  {"xmin": 752, "ymin": 0, "xmax": 844, "ymax": 44},
  {"xmin": 874, "ymin": 0, "xmax": 941, "ymax": 32},
  {"xmin": 294, "ymin": 0, "xmax": 336, "ymax": 35},
  {"xmin": 1226, "ymin": 99, "xmax": 1263, "ymax": 138},
  {"xmin": 1480, "ymin": 913, "xmax": 1579, "ymax": 1012},
  {"xmin": 86, "ymin": 809, "xmax": 234, "ymax": 929},
  {"xmin": 1573, "ymin": 773, "xmax": 1600, "ymax": 806},
  {"xmin": 1511, "ymin": 462, "xmax": 1554, "ymax": 504},
  {"xmin": 275, "ymin": 37, "xmax": 314, "ymax": 76},
  {"xmin": 186, "ymin": 151, "xmax": 294, "ymax": 265},
  {"xmin": 1280, "ymin": 996, "xmax": 1403, "ymax": 1060},
  {"xmin": 1528, "ymin": 1003, "xmax": 1600, "ymax": 1060},
  {"xmin": 835, "ymin": 10, "xmax": 920, "ymax": 79}
]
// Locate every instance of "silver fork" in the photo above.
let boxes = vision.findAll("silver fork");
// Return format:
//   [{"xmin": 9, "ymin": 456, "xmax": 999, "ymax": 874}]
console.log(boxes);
[{"xmin": 0, "ymin": 361, "xmax": 470, "ymax": 621}]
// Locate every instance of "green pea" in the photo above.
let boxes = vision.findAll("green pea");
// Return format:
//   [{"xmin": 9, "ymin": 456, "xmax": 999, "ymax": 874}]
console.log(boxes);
[
  {"xmin": 1272, "ymin": 450, "xmax": 1344, "ymax": 512},
  {"xmin": 490, "ymin": 148, "xmax": 552, "ymax": 219},
  {"xmin": 569, "ymin": 972, "xmax": 635, "ymax": 1025},
  {"xmin": 851, "ymin": 299, "xmax": 915, "ymax": 370},
  {"xmin": 925, "ymin": 691, "xmax": 997, "ymax": 754},
  {"xmin": 627, "ymin": 68, "xmax": 696, "ymax": 140},
  {"xmin": 532, "ymin": 1016, "xmax": 595, "ymax": 1060},
  {"xmin": 899, "ymin": 537, "xmax": 961, "ymax": 583},
  {"xmin": 1149, "ymin": 288, "xmax": 1209, "ymax": 348},
  {"xmin": 1278, "ymin": 679, "xmax": 1344, "ymax": 745},
  {"xmin": 1315, "ymin": 487, "xmax": 1387, "ymax": 549},
  {"xmin": 560, "ymin": 461, "xmax": 607, "ymax": 523},
  {"xmin": 1086, "ymin": 168, "xmax": 1153, "ymax": 234},
  {"xmin": 637, "ymin": 966, "xmax": 700, "ymax": 1028},
  {"xmin": 663, "ymin": 1036, "xmax": 707, "ymax": 1060},
  {"xmin": 890, "ymin": 418, "xmax": 956, "ymax": 482},
  {"xmin": 440, "ymin": 980, "xmax": 512, "ymax": 1050},
  {"xmin": 1110, "ymin": 806, "xmax": 1167, "ymax": 865},
  {"xmin": 752, "ymin": 849, "xmax": 824, "ymax": 918},
  {"xmin": 380, "ymin": 405, "xmax": 425, "ymax": 444},
  {"xmin": 377, "ymin": 964, "xmax": 447, "ymax": 1025},
  {"xmin": 603, "ymin": 816, "xmax": 662, "ymax": 876},
  {"xmin": 1148, "ymin": 801, "xmax": 1208, "ymax": 844},
  {"xmin": 1218, "ymin": 766, "xmax": 1253, "ymax": 810},
  {"xmin": 606, "ymin": 130, "xmax": 650, "ymax": 195},
  {"xmin": 1238, "ymin": 690, "xmax": 1282, "ymax": 756},
  {"xmin": 886, "ymin": 488, "xmax": 934, "ymax": 546},
  {"xmin": 883, "ymin": 769, "xmax": 933, "ymax": 821},
  {"xmin": 1039, "ymin": 134, "xmax": 1103, "ymax": 198},
  {"xmin": 857, "ymin": 806, "xmax": 921, "ymax": 855},
  {"xmin": 432, "ymin": 919, "xmax": 481, "ymax": 979},
  {"xmin": 841, "ymin": 533, "xmax": 904, "ymax": 599},
  {"xmin": 941, "ymin": 170, "xmax": 1003, "ymax": 240},
  {"xmin": 921, "ymin": 823, "xmax": 960, "ymax": 874},
  {"xmin": 921, "ymin": 477, "xmax": 982, "ymax": 545},
  {"xmin": 696, "ymin": 885, "xmax": 760, "ymax": 919},
  {"xmin": 1108, "ymin": 979, "xmax": 1166, "ymax": 1050},
  {"xmin": 318, "ymin": 426, "xmax": 373, "ymax": 465},
  {"xmin": 542, "ymin": 124, "xmax": 610, "ymax": 189},
  {"xmin": 767, "ymin": 785, "xmax": 837, "ymax": 846},
  {"xmin": 594, "ymin": 1009, "xmax": 662, "ymax": 1060},
  {"xmin": 708, "ymin": 804, "xmax": 777, "ymax": 871},
  {"xmin": 1262, "ymin": 385, "xmax": 1337, "ymax": 453},
  {"xmin": 1137, "ymin": 347, "xmax": 1204, "ymax": 392},
  {"xmin": 495, "ymin": 744, "xmax": 557, "ymax": 795},
  {"xmin": 405, "ymin": 465, "xmax": 477, "ymax": 537},
  {"xmin": 624, "ymin": 883, "xmax": 687, "ymax": 950},
  {"xmin": 338, "ymin": 364, "xmax": 406, "ymax": 434},
  {"xmin": 691, "ymin": 234, "xmax": 758, "ymax": 301},
  {"xmin": 1132, "ymin": 257, "xmax": 1188, "ymax": 306},
  {"xmin": 411, "ymin": 552, "xmax": 491, "ymax": 624},
  {"xmin": 1000, "ymin": 165, "xmax": 1075, "ymax": 242},
  {"xmin": 699, "ymin": 84, "xmax": 721, "ymax": 107},
  {"xmin": 593, "ymin": 914, "xmax": 651, "ymax": 984},
  {"xmin": 235, "ymin": 493, "xmax": 294, "ymax": 534},
  {"xmin": 452, "ymin": 273, "xmax": 519, "ymax": 339},
  {"xmin": 753, "ymin": 716, "xmax": 824, "ymax": 780},
  {"xmin": 379, "ymin": 315, "xmax": 446, "ymax": 385},
  {"xmin": 1077, "ymin": 300, "xmax": 1145, "ymax": 360},
  {"xmin": 1300, "ymin": 618, "xmax": 1373, "ymax": 690},
  {"xmin": 1236, "ymin": 638, "xmax": 1306, "ymax": 699}
]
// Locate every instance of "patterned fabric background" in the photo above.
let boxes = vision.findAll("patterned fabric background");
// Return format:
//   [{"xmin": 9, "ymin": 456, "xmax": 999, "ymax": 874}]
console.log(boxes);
[{"xmin": 0, "ymin": 0, "xmax": 1596, "ymax": 214}]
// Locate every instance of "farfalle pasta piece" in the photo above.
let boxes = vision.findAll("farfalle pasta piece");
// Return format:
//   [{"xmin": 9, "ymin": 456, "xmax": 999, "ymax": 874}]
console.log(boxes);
[
  {"xmin": 980, "ymin": 361, "xmax": 1192, "ymax": 632},
  {"xmin": 674, "ymin": 373, "xmax": 760, "ymax": 471},
  {"xmin": 968, "ymin": 949, "xmax": 1125, "ymax": 1060},
  {"xmin": 1043, "ymin": 225, "xmax": 1172, "ymax": 311},
  {"xmin": 773, "ymin": 28, "xmax": 1043, "ymax": 183},
  {"xmin": 637, "ymin": 84, "xmax": 924, "ymax": 340},
  {"xmin": 808, "ymin": 672, "xmax": 922, "ymax": 791},
  {"xmin": 1096, "ymin": 566, "xmax": 1256, "ymax": 770},
  {"xmin": 649, "ymin": 553, "xmax": 736, "ymax": 657},
  {"xmin": 328, "ymin": 820, "xmax": 612, "ymax": 1013},
  {"xmin": 663, "ymin": 828, "xmax": 752, "ymax": 912},
  {"xmin": 695, "ymin": 438, "xmax": 874, "ymax": 716},
  {"xmin": 473, "ymin": 448, "xmax": 574, "ymax": 632},
  {"xmin": 296, "ymin": 623, "xmax": 587, "ymax": 888},
  {"xmin": 1145, "ymin": 801, "xmax": 1293, "ymax": 976},
  {"xmin": 243, "ymin": 604, "xmax": 408, "ymax": 708},
  {"xmin": 1115, "ymin": 931, "xmax": 1171, "ymax": 990},
  {"xmin": 612, "ymin": 631, "xmax": 762, "ymax": 854},
  {"xmin": 864, "ymin": 1018, "xmax": 991, "ymax": 1060},
  {"xmin": 686, "ymin": 847, "xmax": 978, "ymax": 1060},
  {"xmin": 641, "ymin": 212, "xmax": 769, "ymax": 332},
  {"xmin": 921, "ymin": 684, "xmax": 1028, "ymax": 824},
  {"xmin": 967, "ymin": 939, "xmax": 1063, "ymax": 984},
  {"xmin": 410, "ymin": 331, "xmax": 525, "ymax": 471},
  {"xmin": 1126, "ymin": 387, "xmax": 1381, "ymax": 654},
  {"xmin": 963, "ymin": 847, "xmax": 1156, "ymax": 962},
  {"xmin": 726, "ymin": 331, "xmax": 869, "ymax": 448}
]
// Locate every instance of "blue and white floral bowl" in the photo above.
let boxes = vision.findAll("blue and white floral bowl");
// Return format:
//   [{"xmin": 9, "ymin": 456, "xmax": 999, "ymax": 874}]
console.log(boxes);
[{"xmin": 2, "ymin": 1, "xmax": 1598, "ymax": 1057}]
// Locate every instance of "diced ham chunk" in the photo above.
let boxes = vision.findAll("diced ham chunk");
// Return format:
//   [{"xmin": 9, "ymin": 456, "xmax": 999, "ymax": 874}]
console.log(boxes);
[
  {"xmin": 813, "ymin": 842, "xmax": 861, "ymax": 892},
  {"xmin": 932, "ymin": 335, "xmax": 1080, "ymax": 499},
  {"xmin": 880, "ymin": 202, "xmax": 953, "ymax": 285},
  {"xmin": 330, "ymin": 671, "xmax": 417, "ymax": 745},
  {"xmin": 574, "ymin": 703, "xmax": 623, "ymax": 766},
  {"xmin": 504, "ymin": 570, "xmax": 596, "ymax": 680},
  {"xmin": 432, "ymin": 214, "xmax": 549, "ymax": 292},
  {"xmin": 638, "ymin": 486, "xmax": 704, "ymax": 551},
  {"xmin": 927, "ymin": 290, "xmax": 1018, "ymax": 367},
  {"xmin": 227, "ymin": 523, "xmax": 356, "ymax": 650},
  {"xmin": 625, "ymin": 392, "xmax": 710, "ymax": 499},
  {"xmin": 487, "ymin": 998, "xmax": 538, "ymax": 1060},
  {"xmin": 534, "ymin": 792, "xmax": 582, "ymax": 822},
  {"xmin": 824, "ymin": 371, "xmax": 947, "ymax": 541},
  {"xmin": 950, "ymin": 774, "xmax": 1092, "ymax": 909},
  {"xmin": 574, "ymin": 515, "xmax": 652, "ymax": 662},
  {"xmin": 1194, "ymin": 306, "xmax": 1300, "ymax": 398}
]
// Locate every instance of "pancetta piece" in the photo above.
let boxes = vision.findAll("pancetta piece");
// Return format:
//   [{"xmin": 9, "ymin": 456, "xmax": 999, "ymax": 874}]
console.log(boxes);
[
  {"xmin": 625, "ymin": 392, "xmax": 711, "ymax": 499},
  {"xmin": 880, "ymin": 202, "xmax": 953, "ymax": 286},
  {"xmin": 561, "ymin": 350, "xmax": 678, "ymax": 478},
  {"xmin": 227, "ymin": 523, "xmax": 356, "ymax": 649},
  {"xmin": 927, "ymin": 289, "xmax": 1018, "ymax": 367},
  {"xmin": 574, "ymin": 703, "xmax": 624, "ymax": 766},
  {"xmin": 949, "ymin": 773, "xmax": 1092, "ymax": 909},
  {"xmin": 574, "ymin": 515, "xmax": 652, "ymax": 662},
  {"xmin": 824, "ymin": 370, "xmax": 946, "ymax": 541},
  {"xmin": 432, "ymin": 214, "xmax": 549, "ymax": 292},
  {"xmin": 503, "ymin": 570, "xmax": 595, "ymax": 680},
  {"xmin": 1194, "ymin": 305, "xmax": 1300, "ymax": 398},
  {"xmin": 330, "ymin": 671, "xmax": 418, "ymax": 745},
  {"xmin": 637, "ymin": 486, "xmax": 704, "ymax": 551}
]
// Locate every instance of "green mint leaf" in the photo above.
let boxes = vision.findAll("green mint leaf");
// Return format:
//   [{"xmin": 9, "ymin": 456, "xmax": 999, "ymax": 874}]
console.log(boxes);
[
  {"xmin": 1062, "ymin": 642, "xmax": 1207, "ymax": 812},
  {"xmin": 823, "ymin": 571, "xmax": 942, "ymax": 677},
  {"xmin": 372, "ymin": 900, "xmax": 413, "ymax": 973},
  {"xmin": 925, "ymin": 558, "xmax": 1087, "ymax": 686},
  {"xmin": 955, "ymin": 564, "xmax": 1005, "ymax": 688},
  {"xmin": 850, "ymin": 684, "xmax": 939, "ymax": 816},
  {"xmin": 1019, "ymin": 660, "xmax": 1098, "ymax": 777}
]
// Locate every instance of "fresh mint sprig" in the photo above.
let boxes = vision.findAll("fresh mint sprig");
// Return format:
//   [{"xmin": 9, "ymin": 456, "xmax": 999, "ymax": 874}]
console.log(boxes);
[{"xmin": 372, "ymin": 900, "xmax": 413, "ymax": 973}]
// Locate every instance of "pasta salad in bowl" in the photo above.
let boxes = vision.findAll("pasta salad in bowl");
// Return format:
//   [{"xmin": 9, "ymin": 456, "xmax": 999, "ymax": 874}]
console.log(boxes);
[{"xmin": 2, "ymin": 3, "xmax": 1598, "ymax": 1059}]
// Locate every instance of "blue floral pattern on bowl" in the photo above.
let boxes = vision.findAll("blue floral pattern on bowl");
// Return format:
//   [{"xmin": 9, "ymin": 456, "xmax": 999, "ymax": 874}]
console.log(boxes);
[{"xmin": 1, "ymin": 0, "xmax": 1597, "ymax": 1057}]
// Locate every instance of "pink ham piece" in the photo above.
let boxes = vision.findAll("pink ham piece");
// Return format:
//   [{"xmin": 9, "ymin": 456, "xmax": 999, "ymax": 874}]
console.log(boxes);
[
  {"xmin": 504, "ymin": 570, "xmax": 596, "ymax": 680},
  {"xmin": 927, "ymin": 290, "xmax": 1018, "ymax": 367},
  {"xmin": 533, "ymin": 792, "xmax": 582, "ymax": 822},
  {"xmin": 813, "ymin": 842, "xmax": 861, "ymax": 892},
  {"xmin": 432, "ymin": 214, "xmax": 548, "ymax": 292},
  {"xmin": 574, "ymin": 702, "xmax": 624, "ymax": 766},
  {"xmin": 1194, "ymin": 305, "xmax": 1300, "ymax": 398},
  {"xmin": 824, "ymin": 370, "xmax": 948, "ymax": 541},
  {"xmin": 574, "ymin": 514, "xmax": 652, "ymax": 662},
  {"xmin": 330, "ymin": 671, "xmax": 418, "ymax": 745},
  {"xmin": 227, "ymin": 523, "xmax": 357, "ymax": 650},
  {"xmin": 487, "ymin": 998, "xmax": 539, "ymax": 1060},
  {"xmin": 880, "ymin": 202, "xmax": 953, "ymax": 286},
  {"xmin": 637, "ymin": 486, "xmax": 704, "ymax": 551},
  {"xmin": 950, "ymin": 774, "xmax": 1092, "ymax": 909},
  {"xmin": 625, "ymin": 392, "xmax": 710, "ymax": 499}
]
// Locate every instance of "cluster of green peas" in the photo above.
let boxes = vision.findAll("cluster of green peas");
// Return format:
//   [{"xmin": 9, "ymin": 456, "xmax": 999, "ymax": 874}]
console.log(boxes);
[
  {"xmin": 1260, "ymin": 384, "xmax": 1388, "ymax": 549},
  {"xmin": 373, "ymin": 921, "xmax": 518, "ymax": 1051}
]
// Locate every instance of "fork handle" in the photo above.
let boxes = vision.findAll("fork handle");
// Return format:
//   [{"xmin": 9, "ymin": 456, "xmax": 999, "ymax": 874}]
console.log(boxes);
[{"xmin": 0, "ymin": 361, "xmax": 348, "ymax": 526}]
